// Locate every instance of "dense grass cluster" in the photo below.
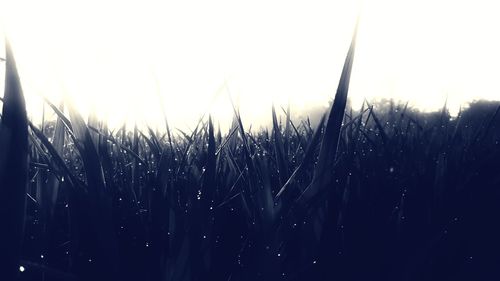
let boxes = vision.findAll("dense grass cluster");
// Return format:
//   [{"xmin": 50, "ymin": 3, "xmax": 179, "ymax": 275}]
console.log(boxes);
[
  {"xmin": 2, "ymin": 35, "xmax": 500, "ymax": 280},
  {"xmin": 15, "ymin": 98, "xmax": 500, "ymax": 281}
]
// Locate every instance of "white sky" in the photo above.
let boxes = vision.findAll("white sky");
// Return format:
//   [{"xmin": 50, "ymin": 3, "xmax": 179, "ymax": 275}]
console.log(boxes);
[{"xmin": 1, "ymin": 0, "xmax": 499, "ymax": 130}]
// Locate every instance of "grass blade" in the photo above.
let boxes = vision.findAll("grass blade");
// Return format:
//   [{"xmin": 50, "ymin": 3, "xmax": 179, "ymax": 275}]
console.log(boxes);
[
  {"xmin": 297, "ymin": 20, "xmax": 359, "ymax": 206},
  {"xmin": 0, "ymin": 40, "xmax": 29, "ymax": 280},
  {"xmin": 272, "ymin": 104, "xmax": 289, "ymax": 187}
]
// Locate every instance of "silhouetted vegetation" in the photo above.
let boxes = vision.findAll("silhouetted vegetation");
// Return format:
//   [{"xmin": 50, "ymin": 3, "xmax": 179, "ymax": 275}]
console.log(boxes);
[{"xmin": 2, "ymin": 29, "xmax": 500, "ymax": 281}]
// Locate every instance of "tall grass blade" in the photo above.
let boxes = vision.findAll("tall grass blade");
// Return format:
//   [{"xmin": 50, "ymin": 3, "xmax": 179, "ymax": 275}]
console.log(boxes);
[
  {"xmin": 297, "ymin": 20, "xmax": 359, "ymax": 206},
  {"xmin": 0, "ymin": 40, "xmax": 29, "ymax": 280},
  {"xmin": 272, "ymin": 104, "xmax": 289, "ymax": 187}
]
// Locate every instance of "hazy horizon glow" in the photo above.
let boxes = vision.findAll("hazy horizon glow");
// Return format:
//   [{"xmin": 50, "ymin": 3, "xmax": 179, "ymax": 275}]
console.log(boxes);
[{"xmin": 1, "ymin": 0, "xmax": 500, "ymax": 130}]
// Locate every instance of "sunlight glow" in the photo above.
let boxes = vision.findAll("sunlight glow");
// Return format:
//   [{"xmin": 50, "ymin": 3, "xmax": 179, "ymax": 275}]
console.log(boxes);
[{"xmin": 1, "ymin": 0, "xmax": 499, "ymax": 129}]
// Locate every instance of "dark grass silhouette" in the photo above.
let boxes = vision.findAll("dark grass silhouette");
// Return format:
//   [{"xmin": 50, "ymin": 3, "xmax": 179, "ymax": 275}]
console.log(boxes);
[
  {"xmin": 2, "ymin": 28, "xmax": 500, "ymax": 281},
  {"xmin": 0, "ymin": 40, "xmax": 29, "ymax": 281},
  {"xmin": 14, "ymin": 98, "xmax": 500, "ymax": 281}
]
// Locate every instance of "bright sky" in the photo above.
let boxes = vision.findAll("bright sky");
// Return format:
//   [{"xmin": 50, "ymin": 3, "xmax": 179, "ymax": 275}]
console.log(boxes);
[{"xmin": 1, "ymin": 0, "xmax": 499, "ymax": 130}]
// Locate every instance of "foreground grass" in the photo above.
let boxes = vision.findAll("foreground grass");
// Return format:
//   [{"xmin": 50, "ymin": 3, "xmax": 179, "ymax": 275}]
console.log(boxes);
[
  {"xmin": 7, "ymin": 98, "xmax": 500, "ymax": 281},
  {"xmin": 2, "ymin": 34, "xmax": 500, "ymax": 281}
]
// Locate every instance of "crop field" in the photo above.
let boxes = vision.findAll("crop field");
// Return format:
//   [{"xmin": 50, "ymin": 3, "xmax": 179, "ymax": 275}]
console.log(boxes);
[{"xmin": 1, "ymin": 32, "xmax": 500, "ymax": 281}]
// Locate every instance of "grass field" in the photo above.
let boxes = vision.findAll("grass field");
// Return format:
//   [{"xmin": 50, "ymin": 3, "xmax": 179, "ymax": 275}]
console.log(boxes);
[{"xmin": 2, "ymin": 34, "xmax": 500, "ymax": 281}]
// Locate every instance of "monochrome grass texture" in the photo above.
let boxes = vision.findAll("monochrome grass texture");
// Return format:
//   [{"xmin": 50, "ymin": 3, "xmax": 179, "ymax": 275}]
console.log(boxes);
[{"xmin": 1, "ymin": 27, "xmax": 500, "ymax": 281}]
